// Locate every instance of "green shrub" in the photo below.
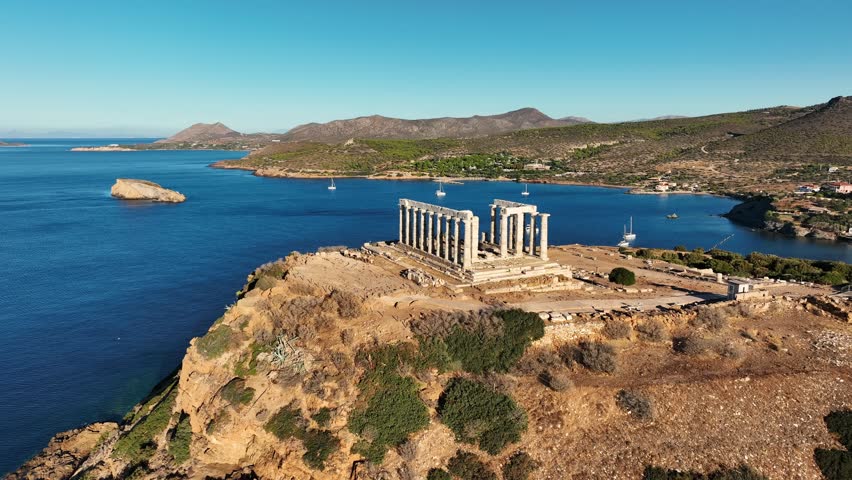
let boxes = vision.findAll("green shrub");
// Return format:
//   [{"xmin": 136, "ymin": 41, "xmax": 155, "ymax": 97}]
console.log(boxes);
[
  {"xmin": 438, "ymin": 378, "xmax": 526, "ymax": 454},
  {"xmin": 312, "ymin": 407, "xmax": 332, "ymax": 427},
  {"xmin": 113, "ymin": 388, "xmax": 177, "ymax": 462},
  {"xmin": 220, "ymin": 378, "xmax": 255, "ymax": 405},
  {"xmin": 206, "ymin": 410, "xmax": 230, "ymax": 435},
  {"xmin": 615, "ymin": 389, "xmax": 654, "ymax": 420},
  {"xmin": 814, "ymin": 449, "xmax": 852, "ymax": 480},
  {"xmin": 426, "ymin": 468, "xmax": 452, "ymax": 480},
  {"xmin": 348, "ymin": 345, "xmax": 429, "ymax": 463},
  {"xmin": 609, "ymin": 267, "xmax": 636, "ymax": 286},
  {"xmin": 825, "ymin": 410, "xmax": 852, "ymax": 449},
  {"xmin": 264, "ymin": 405, "xmax": 339, "ymax": 470},
  {"xmin": 300, "ymin": 428, "xmax": 340, "ymax": 470},
  {"xmin": 502, "ymin": 451, "xmax": 539, "ymax": 480},
  {"xmin": 167, "ymin": 413, "xmax": 192, "ymax": 464},
  {"xmin": 447, "ymin": 450, "xmax": 497, "ymax": 480},
  {"xmin": 643, "ymin": 464, "xmax": 767, "ymax": 479},
  {"xmin": 420, "ymin": 309, "xmax": 544, "ymax": 374},
  {"xmin": 254, "ymin": 275, "xmax": 278, "ymax": 291},
  {"xmin": 264, "ymin": 406, "xmax": 302, "ymax": 440},
  {"xmin": 196, "ymin": 325, "xmax": 234, "ymax": 359},
  {"xmin": 815, "ymin": 410, "xmax": 852, "ymax": 480}
]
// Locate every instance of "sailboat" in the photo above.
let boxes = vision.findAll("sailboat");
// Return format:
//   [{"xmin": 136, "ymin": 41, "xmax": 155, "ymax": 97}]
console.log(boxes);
[
  {"xmin": 436, "ymin": 181, "xmax": 446, "ymax": 197},
  {"xmin": 617, "ymin": 225, "xmax": 631, "ymax": 248},
  {"xmin": 624, "ymin": 216, "xmax": 636, "ymax": 241},
  {"xmin": 328, "ymin": 178, "xmax": 336, "ymax": 191},
  {"xmin": 521, "ymin": 184, "xmax": 530, "ymax": 196}
]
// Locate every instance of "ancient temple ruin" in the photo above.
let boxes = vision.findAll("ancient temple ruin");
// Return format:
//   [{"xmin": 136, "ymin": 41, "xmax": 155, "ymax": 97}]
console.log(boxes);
[{"xmin": 393, "ymin": 198, "xmax": 569, "ymax": 284}]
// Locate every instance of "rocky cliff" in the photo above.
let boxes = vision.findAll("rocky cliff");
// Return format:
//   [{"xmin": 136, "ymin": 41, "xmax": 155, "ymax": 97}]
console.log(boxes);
[
  {"xmin": 9, "ymin": 248, "xmax": 852, "ymax": 480},
  {"xmin": 110, "ymin": 179, "xmax": 186, "ymax": 203}
]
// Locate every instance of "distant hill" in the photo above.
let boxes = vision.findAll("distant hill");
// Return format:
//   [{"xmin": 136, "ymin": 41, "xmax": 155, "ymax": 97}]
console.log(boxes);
[
  {"xmin": 218, "ymin": 96, "xmax": 852, "ymax": 194},
  {"xmin": 718, "ymin": 96, "xmax": 852, "ymax": 157},
  {"xmin": 279, "ymin": 108, "xmax": 590, "ymax": 143},
  {"xmin": 558, "ymin": 115, "xmax": 595, "ymax": 123},
  {"xmin": 154, "ymin": 122, "xmax": 241, "ymax": 144}
]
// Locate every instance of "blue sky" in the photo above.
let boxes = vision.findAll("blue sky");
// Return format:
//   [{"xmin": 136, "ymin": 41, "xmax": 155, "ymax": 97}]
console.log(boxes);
[{"xmin": 1, "ymin": 0, "xmax": 850, "ymax": 135}]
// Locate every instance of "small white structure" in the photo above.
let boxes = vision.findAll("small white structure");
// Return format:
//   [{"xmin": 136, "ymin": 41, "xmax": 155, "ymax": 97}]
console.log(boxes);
[{"xmin": 727, "ymin": 278, "xmax": 753, "ymax": 299}]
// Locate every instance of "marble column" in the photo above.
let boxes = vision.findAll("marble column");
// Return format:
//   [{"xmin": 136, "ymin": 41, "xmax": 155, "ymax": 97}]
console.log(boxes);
[
  {"xmin": 489, "ymin": 204, "xmax": 496, "ymax": 243},
  {"xmin": 528, "ymin": 213, "xmax": 537, "ymax": 255},
  {"xmin": 435, "ymin": 214, "xmax": 443, "ymax": 258},
  {"xmin": 499, "ymin": 211, "xmax": 508, "ymax": 257},
  {"xmin": 462, "ymin": 217, "xmax": 472, "ymax": 269},
  {"xmin": 407, "ymin": 207, "xmax": 415, "ymax": 246},
  {"xmin": 400, "ymin": 205, "xmax": 407, "ymax": 244},
  {"xmin": 470, "ymin": 216, "xmax": 479, "ymax": 263},
  {"xmin": 539, "ymin": 213, "xmax": 549, "ymax": 260},
  {"xmin": 443, "ymin": 216, "xmax": 451, "ymax": 261},
  {"xmin": 426, "ymin": 212, "xmax": 434, "ymax": 254},
  {"xmin": 453, "ymin": 218, "xmax": 460, "ymax": 265},
  {"xmin": 418, "ymin": 209, "xmax": 426, "ymax": 251},
  {"xmin": 515, "ymin": 212, "xmax": 524, "ymax": 256}
]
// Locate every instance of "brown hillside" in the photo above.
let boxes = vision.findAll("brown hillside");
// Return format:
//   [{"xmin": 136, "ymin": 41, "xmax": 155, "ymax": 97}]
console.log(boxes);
[{"xmin": 280, "ymin": 108, "xmax": 590, "ymax": 143}]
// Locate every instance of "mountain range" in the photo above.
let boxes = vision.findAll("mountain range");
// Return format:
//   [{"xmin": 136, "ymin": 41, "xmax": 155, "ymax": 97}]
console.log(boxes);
[{"xmin": 155, "ymin": 108, "xmax": 592, "ymax": 145}]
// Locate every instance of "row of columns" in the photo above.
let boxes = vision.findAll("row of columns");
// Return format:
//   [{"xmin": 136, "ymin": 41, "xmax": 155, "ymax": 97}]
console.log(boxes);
[
  {"xmin": 489, "ymin": 204, "xmax": 548, "ymax": 260},
  {"xmin": 399, "ymin": 203, "xmax": 475, "ymax": 269}
]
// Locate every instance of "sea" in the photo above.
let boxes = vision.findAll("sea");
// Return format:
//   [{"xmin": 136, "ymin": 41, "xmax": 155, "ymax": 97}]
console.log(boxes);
[{"xmin": 1, "ymin": 139, "xmax": 850, "ymax": 473}]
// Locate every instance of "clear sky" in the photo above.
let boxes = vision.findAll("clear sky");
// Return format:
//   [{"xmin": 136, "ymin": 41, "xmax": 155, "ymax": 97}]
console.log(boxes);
[{"xmin": 1, "ymin": 0, "xmax": 850, "ymax": 135}]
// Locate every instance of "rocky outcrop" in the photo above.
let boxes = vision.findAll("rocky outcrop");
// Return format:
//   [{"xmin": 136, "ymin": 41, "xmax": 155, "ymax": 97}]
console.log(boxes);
[
  {"xmin": 723, "ymin": 196, "xmax": 773, "ymax": 228},
  {"xmin": 6, "ymin": 422, "xmax": 117, "ymax": 480},
  {"xmin": 110, "ymin": 179, "xmax": 186, "ymax": 203}
]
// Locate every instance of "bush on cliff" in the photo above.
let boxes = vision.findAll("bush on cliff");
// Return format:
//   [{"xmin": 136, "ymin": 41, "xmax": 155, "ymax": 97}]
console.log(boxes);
[
  {"xmin": 609, "ymin": 267, "xmax": 636, "ymax": 286},
  {"xmin": 196, "ymin": 325, "xmax": 234, "ymax": 359},
  {"xmin": 348, "ymin": 344, "xmax": 429, "ymax": 463},
  {"xmin": 264, "ymin": 405, "xmax": 339, "ymax": 470},
  {"xmin": 220, "ymin": 378, "xmax": 255, "ymax": 406},
  {"xmin": 438, "ymin": 377, "xmax": 526, "ymax": 454},
  {"xmin": 167, "ymin": 413, "xmax": 192, "ymax": 464},
  {"xmin": 412, "ymin": 309, "xmax": 544, "ymax": 374},
  {"xmin": 113, "ymin": 387, "xmax": 177, "ymax": 463}
]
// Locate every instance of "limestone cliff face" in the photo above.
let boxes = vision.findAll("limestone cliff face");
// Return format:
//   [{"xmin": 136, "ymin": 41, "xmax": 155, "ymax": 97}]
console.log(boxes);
[
  {"xmin": 6, "ymin": 423, "xmax": 117, "ymax": 480},
  {"xmin": 110, "ymin": 178, "xmax": 186, "ymax": 203}
]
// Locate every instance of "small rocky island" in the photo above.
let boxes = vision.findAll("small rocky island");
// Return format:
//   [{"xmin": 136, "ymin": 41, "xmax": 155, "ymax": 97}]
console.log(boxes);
[{"xmin": 110, "ymin": 178, "xmax": 186, "ymax": 203}]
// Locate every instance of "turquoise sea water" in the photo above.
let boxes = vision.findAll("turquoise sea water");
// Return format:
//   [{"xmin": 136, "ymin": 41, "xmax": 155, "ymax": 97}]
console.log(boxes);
[{"xmin": 1, "ymin": 139, "xmax": 850, "ymax": 473}]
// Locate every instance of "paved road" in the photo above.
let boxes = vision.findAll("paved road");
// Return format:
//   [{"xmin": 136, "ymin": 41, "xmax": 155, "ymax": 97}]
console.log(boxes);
[{"xmin": 512, "ymin": 292, "xmax": 726, "ymax": 314}]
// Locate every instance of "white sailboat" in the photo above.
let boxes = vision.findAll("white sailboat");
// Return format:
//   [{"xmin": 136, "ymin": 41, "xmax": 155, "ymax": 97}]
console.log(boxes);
[
  {"xmin": 521, "ymin": 184, "xmax": 530, "ymax": 196},
  {"xmin": 436, "ymin": 181, "xmax": 446, "ymax": 197},
  {"xmin": 617, "ymin": 225, "xmax": 631, "ymax": 247},
  {"xmin": 328, "ymin": 178, "xmax": 336, "ymax": 191},
  {"xmin": 624, "ymin": 216, "xmax": 636, "ymax": 241}
]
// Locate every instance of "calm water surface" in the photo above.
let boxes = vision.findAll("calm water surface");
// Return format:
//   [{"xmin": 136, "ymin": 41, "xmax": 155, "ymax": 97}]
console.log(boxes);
[{"xmin": 1, "ymin": 139, "xmax": 850, "ymax": 472}]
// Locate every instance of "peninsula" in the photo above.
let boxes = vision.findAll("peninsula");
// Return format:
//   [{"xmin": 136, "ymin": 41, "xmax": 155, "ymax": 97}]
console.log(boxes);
[{"xmin": 10, "ymin": 199, "xmax": 852, "ymax": 480}]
